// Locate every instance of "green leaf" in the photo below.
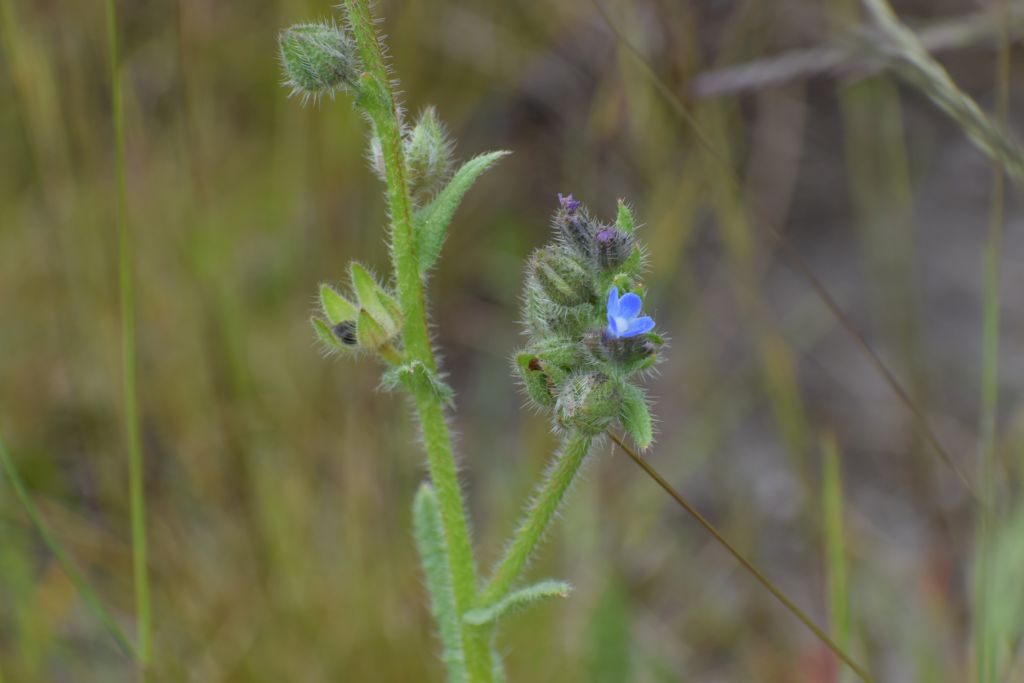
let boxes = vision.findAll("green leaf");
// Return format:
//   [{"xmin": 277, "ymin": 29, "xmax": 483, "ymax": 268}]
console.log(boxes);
[
  {"xmin": 619, "ymin": 383, "xmax": 653, "ymax": 450},
  {"xmin": 464, "ymin": 579, "xmax": 572, "ymax": 626},
  {"xmin": 350, "ymin": 263, "xmax": 399, "ymax": 334},
  {"xmin": 319, "ymin": 284, "xmax": 359, "ymax": 325},
  {"xmin": 414, "ymin": 150, "xmax": 510, "ymax": 274},
  {"xmin": 311, "ymin": 317, "xmax": 345, "ymax": 351},
  {"xmin": 821, "ymin": 433, "xmax": 854, "ymax": 677},
  {"xmin": 615, "ymin": 199, "xmax": 636, "ymax": 233},
  {"xmin": 412, "ymin": 484, "xmax": 467, "ymax": 683}
]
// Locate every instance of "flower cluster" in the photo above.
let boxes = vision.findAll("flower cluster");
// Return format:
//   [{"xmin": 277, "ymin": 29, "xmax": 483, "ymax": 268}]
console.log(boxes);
[{"xmin": 515, "ymin": 194, "xmax": 662, "ymax": 447}]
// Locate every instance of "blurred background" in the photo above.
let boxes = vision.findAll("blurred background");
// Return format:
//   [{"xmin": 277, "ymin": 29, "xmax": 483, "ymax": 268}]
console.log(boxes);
[{"xmin": 2, "ymin": 0, "xmax": 1024, "ymax": 680}]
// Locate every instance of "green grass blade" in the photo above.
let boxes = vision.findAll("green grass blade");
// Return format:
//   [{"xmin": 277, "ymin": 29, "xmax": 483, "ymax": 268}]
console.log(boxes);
[
  {"xmin": 0, "ymin": 431, "xmax": 138, "ymax": 659},
  {"xmin": 974, "ymin": 3, "xmax": 1011, "ymax": 681},
  {"xmin": 104, "ymin": 0, "xmax": 151, "ymax": 673},
  {"xmin": 584, "ymin": 580, "xmax": 631, "ymax": 683},
  {"xmin": 822, "ymin": 433, "xmax": 855, "ymax": 683}
]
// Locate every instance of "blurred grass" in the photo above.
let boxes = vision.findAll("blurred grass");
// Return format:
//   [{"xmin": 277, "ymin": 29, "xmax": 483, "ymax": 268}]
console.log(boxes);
[{"xmin": 2, "ymin": 0, "xmax": 1024, "ymax": 681}]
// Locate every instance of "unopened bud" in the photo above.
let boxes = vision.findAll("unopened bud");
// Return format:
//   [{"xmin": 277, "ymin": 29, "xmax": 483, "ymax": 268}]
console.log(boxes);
[
  {"xmin": 557, "ymin": 211, "xmax": 597, "ymax": 260},
  {"xmin": 595, "ymin": 226, "xmax": 634, "ymax": 270},
  {"xmin": 405, "ymin": 107, "xmax": 453, "ymax": 201},
  {"xmin": 279, "ymin": 21, "xmax": 359, "ymax": 104},
  {"xmin": 529, "ymin": 247, "xmax": 594, "ymax": 307},
  {"xmin": 555, "ymin": 373, "xmax": 619, "ymax": 435}
]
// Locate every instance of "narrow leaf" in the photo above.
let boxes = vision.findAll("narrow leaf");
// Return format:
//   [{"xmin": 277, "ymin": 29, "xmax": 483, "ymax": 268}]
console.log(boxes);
[
  {"xmin": 822, "ymin": 433, "xmax": 855, "ymax": 682},
  {"xmin": 415, "ymin": 150, "xmax": 510, "ymax": 274},
  {"xmin": 413, "ymin": 484, "xmax": 467, "ymax": 683},
  {"xmin": 619, "ymin": 383, "xmax": 653, "ymax": 450},
  {"xmin": 464, "ymin": 579, "xmax": 572, "ymax": 626},
  {"xmin": 319, "ymin": 284, "xmax": 358, "ymax": 325},
  {"xmin": 584, "ymin": 580, "xmax": 632, "ymax": 683}
]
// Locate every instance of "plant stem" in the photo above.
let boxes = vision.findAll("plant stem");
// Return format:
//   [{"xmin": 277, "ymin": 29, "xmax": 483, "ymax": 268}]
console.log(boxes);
[
  {"xmin": 609, "ymin": 432, "xmax": 875, "ymax": 683},
  {"xmin": 341, "ymin": 1, "xmax": 489, "ymax": 678},
  {"xmin": 480, "ymin": 432, "xmax": 593, "ymax": 607},
  {"xmin": 105, "ymin": 0, "xmax": 150, "ymax": 676},
  {"xmin": 974, "ymin": 2, "xmax": 1009, "ymax": 680}
]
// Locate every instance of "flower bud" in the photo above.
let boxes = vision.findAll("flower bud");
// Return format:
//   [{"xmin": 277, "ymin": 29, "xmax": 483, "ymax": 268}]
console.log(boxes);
[
  {"xmin": 529, "ymin": 247, "xmax": 594, "ymax": 307},
  {"xmin": 279, "ymin": 21, "xmax": 359, "ymax": 104},
  {"xmin": 595, "ymin": 226, "xmax": 634, "ymax": 270},
  {"xmin": 556, "ymin": 210, "xmax": 597, "ymax": 260},
  {"xmin": 516, "ymin": 354, "xmax": 560, "ymax": 408},
  {"xmin": 405, "ymin": 107, "xmax": 453, "ymax": 202},
  {"xmin": 523, "ymin": 286, "xmax": 589, "ymax": 338},
  {"xmin": 555, "ymin": 373, "xmax": 619, "ymax": 435}
]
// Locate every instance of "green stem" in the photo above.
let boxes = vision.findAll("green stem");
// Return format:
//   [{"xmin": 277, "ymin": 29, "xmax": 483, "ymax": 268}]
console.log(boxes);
[
  {"xmin": 105, "ymin": 0, "xmax": 150, "ymax": 676},
  {"xmin": 975, "ymin": 3, "xmax": 1009, "ymax": 681},
  {"xmin": 341, "ymin": 1, "xmax": 489, "ymax": 679},
  {"xmin": 480, "ymin": 432, "xmax": 593, "ymax": 607}
]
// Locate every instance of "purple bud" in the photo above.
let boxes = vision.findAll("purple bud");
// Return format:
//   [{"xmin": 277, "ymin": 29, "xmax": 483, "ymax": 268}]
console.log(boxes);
[
  {"xmin": 558, "ymin": 193, "xmax": 581, "ymax": 215},
  {"xmin": 596, "ymin": 226, "xmax": 634, "ymax": 270}
]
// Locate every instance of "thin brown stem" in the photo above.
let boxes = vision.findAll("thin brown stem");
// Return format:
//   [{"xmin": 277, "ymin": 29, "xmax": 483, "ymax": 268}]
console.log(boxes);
[{"xmin": 608, "ymin": 432, "xmax": 874, "ymax": 683}]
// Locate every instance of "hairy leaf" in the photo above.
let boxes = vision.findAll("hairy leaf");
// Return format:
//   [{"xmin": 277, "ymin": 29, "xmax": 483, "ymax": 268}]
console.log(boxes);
[
  {"xmin": 415, "ymin": 150, "xmax": 510, "ymax": 274},
  {"xmin": 464, "ymin": 579, "xmax": 572, "ymax": 626},
  {"xmin": 413, "ymin": 484, "xmax": 467, "ymax": 683}
]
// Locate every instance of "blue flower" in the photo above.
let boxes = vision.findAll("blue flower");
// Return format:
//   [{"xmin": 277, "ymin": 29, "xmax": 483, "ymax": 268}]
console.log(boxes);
[{"xmin": 605, "ymin": 287, "xmax": 654, "ymax": 338}]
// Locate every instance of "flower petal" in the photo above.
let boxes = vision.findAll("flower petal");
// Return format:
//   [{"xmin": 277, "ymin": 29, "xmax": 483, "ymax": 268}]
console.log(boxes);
[
  {"xmin": 606, "ymin": 287, "xmax": 620, "ymax": 317},
  {"xmin": 623, "ymin": 316, "xmax": 655, "ymax": 337},
  {"xmin": 617, "ymin": 292, "xmax": 642, "ymax": 319}
]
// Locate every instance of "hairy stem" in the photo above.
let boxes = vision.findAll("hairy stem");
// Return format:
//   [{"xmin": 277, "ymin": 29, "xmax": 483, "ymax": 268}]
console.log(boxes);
[
  {"xmin": 481, "ymin": 432, "xmax": 593, "ymax": 607},
  {"xmin": 341, "ymin": 1, "xmax": 490, "ymax": 679}
]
